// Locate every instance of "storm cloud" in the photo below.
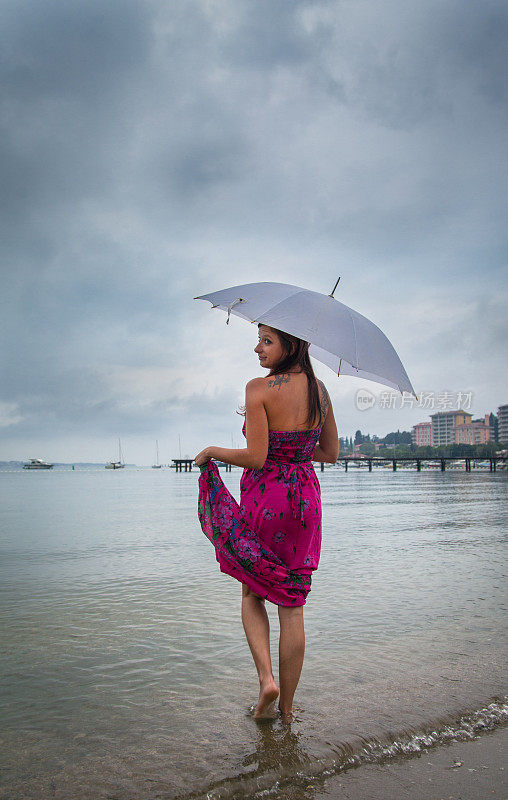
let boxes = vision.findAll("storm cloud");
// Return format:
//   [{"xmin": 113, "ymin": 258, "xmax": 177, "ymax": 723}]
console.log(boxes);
[{"xmin": 1, "ymin": 0, "xmax": 507, "ymax": 462}]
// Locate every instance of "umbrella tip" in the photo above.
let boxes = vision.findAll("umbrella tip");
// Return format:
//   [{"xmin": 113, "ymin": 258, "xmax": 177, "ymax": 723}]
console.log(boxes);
[{"xmin": 329, "ymin": 277, "xmax": 341, "ymax": 298}]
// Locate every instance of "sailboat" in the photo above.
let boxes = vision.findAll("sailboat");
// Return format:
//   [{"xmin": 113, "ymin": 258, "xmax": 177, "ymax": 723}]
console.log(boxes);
[
  {"xmin": 105, "ymin": 438, "xmax": 125, "ymax": 469},
  {"xmin": 152, "ymin": 439, "xmax": 162, "ymax": 468}
]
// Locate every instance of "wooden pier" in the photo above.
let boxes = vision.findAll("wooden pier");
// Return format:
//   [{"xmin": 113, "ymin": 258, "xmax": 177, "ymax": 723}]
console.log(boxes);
[
  {"xmin": 172, "ymin": 456, "xmax": 506, "ymax": 473},
  {"xmin": 172, "ymin": 459, "xmax": 194, "ymax": 472},
  {"xmin": 337, "ymin": 456, "xmax": 507, "ymax": 472},
  {"xmin": 172, "ymin": 459, "xmax": 232, "ymax": 472}
]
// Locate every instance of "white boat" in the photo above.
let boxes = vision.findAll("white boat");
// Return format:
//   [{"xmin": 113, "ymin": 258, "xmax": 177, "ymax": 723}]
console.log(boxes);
[
  {"xmin": 23, "ymin": 458, "xmax": 53, "ymax": 470},
  {"xmin": 152, "ymin": 440, "xmax": 162, "ymax": 469},
  {"xmin": 106, "ymin": 439, "xmax": 125, "ymax": 469}
]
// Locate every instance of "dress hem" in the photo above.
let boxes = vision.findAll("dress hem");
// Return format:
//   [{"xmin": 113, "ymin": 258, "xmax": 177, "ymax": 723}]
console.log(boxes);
[{"xmin": 218, "ymin": 558, "xmax": 309, "ymax": 607}]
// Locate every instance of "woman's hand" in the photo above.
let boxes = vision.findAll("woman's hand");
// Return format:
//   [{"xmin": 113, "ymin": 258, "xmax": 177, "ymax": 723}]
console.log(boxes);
[{"xmin": 194, "ymin": 446, "xmax": 213, "ymax": 467}]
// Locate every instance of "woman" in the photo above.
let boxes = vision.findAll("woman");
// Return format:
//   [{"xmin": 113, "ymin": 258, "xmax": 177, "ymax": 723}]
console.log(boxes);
[{"xmin": 195, "ymin": 324, "xmax": 339, "ymax": 722}]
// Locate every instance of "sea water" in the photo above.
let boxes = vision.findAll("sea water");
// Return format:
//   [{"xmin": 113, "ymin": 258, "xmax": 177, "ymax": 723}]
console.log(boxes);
[{"xmin": 0, "ymin": 465, "xmax": 506, "ymax": 799}]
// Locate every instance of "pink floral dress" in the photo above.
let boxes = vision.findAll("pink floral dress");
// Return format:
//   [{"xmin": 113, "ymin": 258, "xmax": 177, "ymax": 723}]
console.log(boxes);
[{"xmin": 197, "ymin": 419, "xmax": 322, "ymax": 606}]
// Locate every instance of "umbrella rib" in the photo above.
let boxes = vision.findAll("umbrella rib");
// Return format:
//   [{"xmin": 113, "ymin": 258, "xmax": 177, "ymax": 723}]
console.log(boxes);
[
  {"xmin": 345, "ymin": 306, "xmax": 359, "ymax": 370},
  {"xmin": 249, "ymin": 289, "xmax": 308, "ymax": 326}
]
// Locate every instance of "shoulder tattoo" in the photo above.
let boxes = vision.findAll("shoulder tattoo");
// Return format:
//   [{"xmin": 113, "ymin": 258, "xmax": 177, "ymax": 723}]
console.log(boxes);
[
  {"xmin": 317, "ymin": 379, "xmax": 329, "ymax": 420},
  {"xmin": 267, "ymin": 373, "xmax": 290, "ymax": 391}
]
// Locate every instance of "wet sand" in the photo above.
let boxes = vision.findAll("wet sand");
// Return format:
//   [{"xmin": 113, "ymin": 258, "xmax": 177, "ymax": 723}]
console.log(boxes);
[{"xmin": 312, "ymin": 725, "xmax": 507, "ymax": 800}]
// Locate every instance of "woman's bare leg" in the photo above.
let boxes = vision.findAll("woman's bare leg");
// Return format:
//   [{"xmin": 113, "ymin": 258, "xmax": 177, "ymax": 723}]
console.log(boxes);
[
  {"xmin": 241, "ymin": 585, "xmax": 279, "ymax": 717},
  {"xmin": 278, "ymin": 605, "xmax": 305, "ymax": 721}
]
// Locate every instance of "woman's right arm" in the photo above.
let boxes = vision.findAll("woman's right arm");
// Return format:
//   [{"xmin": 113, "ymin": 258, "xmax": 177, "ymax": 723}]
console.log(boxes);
[{"xmin": 312, "ymin": 382, "xmax": 339, "ymax": 463}]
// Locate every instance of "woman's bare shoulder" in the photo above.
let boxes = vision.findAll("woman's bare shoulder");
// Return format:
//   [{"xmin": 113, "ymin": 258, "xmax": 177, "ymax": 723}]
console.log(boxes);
[
  {"xmin": 242, "ymin": 377, "xmax": 272, "ymax": 409},
  {"xmin": 245, "ymin": 377, "xmax": 266, "ymax": 391},
  {"xmin": 316, "ymin": 378, "xmax": 330, "ymax": 397},
  {"xmin": 316, "ymin": 378, "xmax": 330, "ymax": 418}
]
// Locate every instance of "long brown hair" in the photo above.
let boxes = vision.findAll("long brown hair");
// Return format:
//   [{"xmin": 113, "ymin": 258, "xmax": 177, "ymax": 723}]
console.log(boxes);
[{"xmin": 238, "ymin": 324, "xmax": 323, "ymax": 428}]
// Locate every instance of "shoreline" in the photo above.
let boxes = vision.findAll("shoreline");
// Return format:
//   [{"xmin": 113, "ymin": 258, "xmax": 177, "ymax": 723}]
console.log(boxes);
[
  {"xmin": 184, "ymin": 697, "xmax": 508, "ymax": 800},
  {"xmin": 0, "ymin": 697, "xmax": 506, "ymax": 799},
  {"xmin": 312, "ymin": 723, "xmax": 507, "ymax": 800}
]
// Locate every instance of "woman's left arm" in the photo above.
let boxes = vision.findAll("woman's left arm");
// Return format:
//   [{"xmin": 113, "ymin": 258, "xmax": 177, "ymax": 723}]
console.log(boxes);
[{"xmin": 194, "ymin": 379, "xmax": 269, "ymax": 469}]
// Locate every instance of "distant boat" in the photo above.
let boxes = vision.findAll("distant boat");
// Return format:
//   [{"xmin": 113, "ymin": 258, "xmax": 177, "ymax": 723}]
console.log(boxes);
[
  {"xmin": 23, "ymin": 458, "xmax": 53, "ymax": 470},
  {"xmin": 105, "ymin": 439, "xmax": 125, "ymax": 469},
  {"xmin": 152, "ymin": 440, "xmax": 162, "ymax": 469}
]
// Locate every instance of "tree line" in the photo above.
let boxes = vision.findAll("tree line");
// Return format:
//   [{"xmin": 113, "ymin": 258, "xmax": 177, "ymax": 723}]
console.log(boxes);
[{"xmin": 338, "ymin": 430, "xmax": 504, "ymax": 459}]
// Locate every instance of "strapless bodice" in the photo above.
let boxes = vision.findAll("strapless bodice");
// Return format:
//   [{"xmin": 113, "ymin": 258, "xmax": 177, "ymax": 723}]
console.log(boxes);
[{"xmin": 241, "ymin": 419, "xmax": 321, "ymax": 464}]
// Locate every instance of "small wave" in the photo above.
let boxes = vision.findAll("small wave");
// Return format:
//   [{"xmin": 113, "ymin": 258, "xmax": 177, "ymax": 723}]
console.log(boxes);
[{"xmin": 185, "ymin": 695, "xmax": 507, "ymax": 800}]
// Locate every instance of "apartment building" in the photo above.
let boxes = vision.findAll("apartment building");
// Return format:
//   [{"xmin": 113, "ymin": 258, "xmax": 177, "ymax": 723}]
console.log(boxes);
[
  {"xmin": 454, "ymin": 414, "xmax": 491, "ymax": 445},
  {"xmin": 412, "ymin": 407, "xmax": 503, "ymax": 448},
  {"xmin": 412, "ymin": 422, "xmax": 433, "ymax": 447},
  {"xmin": 498, "ymin": 404, "xmax": 508, "ymax": 444},
  {"xmin": 430, "ymin": 410, "xmax": 472, "ymax": 446}
]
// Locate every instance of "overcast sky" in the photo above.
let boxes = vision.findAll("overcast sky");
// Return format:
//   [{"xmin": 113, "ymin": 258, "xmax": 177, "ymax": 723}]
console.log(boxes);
[{"xmin": 1, "ymin": 0, "xmax": 507, "ymax": 464}]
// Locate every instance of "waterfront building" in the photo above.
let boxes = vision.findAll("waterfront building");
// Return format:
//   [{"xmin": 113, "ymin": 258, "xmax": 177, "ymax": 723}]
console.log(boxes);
[
  {"xmin": 498, "ymin": 404, "xmax": 508, "ymax": 444},
  {"xmin": 412, "ymin": 408, "xmax": 502, "ymax": 449},
  {"xmin": 373, "ymin": 441, "xmax": 397, "ymax": 450},
  {"xmin": 454, "ymin": 414, "xmax": 491, "ymax": 445},
  {"xmin": 412, "ymin": 422, "xmax": 433, "ymax": 447},
  {"xmin": 430, "ymin": 410, "xmax": 472, "ymax": 446}
]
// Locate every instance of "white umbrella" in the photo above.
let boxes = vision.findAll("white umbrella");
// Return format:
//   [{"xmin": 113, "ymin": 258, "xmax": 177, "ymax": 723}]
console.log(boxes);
[{"xmin": 194, "ymin": 280, "xmax": 416, "ymax": 397}]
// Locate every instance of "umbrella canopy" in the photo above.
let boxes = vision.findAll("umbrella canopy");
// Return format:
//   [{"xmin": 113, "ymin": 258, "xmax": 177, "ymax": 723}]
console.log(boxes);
[{"xmin": 194, "ymin": 281, "xmax": 416, "ymax": 397}]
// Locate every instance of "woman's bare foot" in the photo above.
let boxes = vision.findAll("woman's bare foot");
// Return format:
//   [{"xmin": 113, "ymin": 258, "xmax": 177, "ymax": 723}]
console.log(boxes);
[
  {"xmin": 253, "ymin": 676, "xmax": 279, "ymax": 719},
  {"xmin": 278, "ymin": 704, "xmax": 295, "ymax": 724}
]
